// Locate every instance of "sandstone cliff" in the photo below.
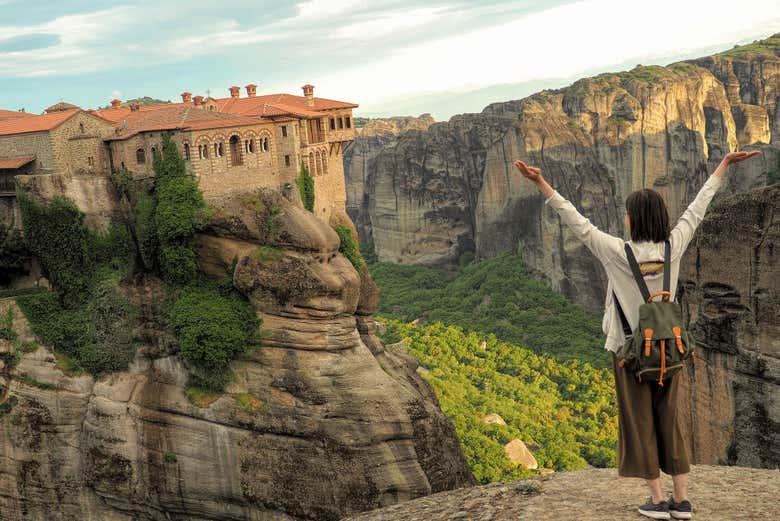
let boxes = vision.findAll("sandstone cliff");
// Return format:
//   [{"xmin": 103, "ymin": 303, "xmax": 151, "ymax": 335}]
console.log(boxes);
[
  {"xmin": 343, "ymin": 115, "xmax": 435, "ymax": 247},
  {"xmin": 678, "ymin": 185, "xmax": 779, "ymax": 469},
  {"xmin": 344, "ymin": 465, "xmax": 780, "ymax": 521},
  {"xmin": 348, "ymin": 35, "xmax": 779, "ymax": 311},
  {"xmin": 0, "ymin": 182, "xmax": 474, "ymax": 520}
]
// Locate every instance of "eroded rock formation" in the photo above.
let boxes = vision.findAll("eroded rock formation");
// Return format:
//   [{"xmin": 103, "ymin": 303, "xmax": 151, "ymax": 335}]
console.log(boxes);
[
  {"xmin": 343, "ymin": 115, "xmax": 435, "ymax": 246},
  {"xmin": 0, "ymin": 187, "xmax": 473, "ymax": 520},
  {"xmin": 349, "ymin": 36, "xmax": 780, "ymax": 311},
  {"xmin": 678, "ymin": 185, "xmax": 779, "ymax": 469}
]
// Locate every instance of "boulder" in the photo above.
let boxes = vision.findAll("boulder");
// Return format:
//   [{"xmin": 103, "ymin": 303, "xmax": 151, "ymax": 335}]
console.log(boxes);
[{"xmin": 504, "ymin": 439, "xmax": 538, "ymax": 469}]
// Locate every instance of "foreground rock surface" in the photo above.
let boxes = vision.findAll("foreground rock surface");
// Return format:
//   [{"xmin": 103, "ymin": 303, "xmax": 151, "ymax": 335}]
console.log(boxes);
[
  {"xmin": 345, "ymin": 465, "xmax": 780, "ymax": 521},
  {"xmin": 0, "ymin": 187, "xmax": 474, "ymax": 521}
]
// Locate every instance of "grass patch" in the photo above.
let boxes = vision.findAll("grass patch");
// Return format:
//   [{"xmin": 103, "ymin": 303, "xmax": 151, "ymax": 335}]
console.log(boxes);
[
  {"xmin": 234, "ymin": 393, "xmax": 269, "ymax": 413},
  {"xmin": 164, "ymin": 451, "xmax": 177, "ymax": 463},
  {"xmin": 185, "ymin": 386, "xmax": 222, "ymax": 408},
  {"xmin": 19, "ymin": 373, "xmax": 59, "ymax": 390}
]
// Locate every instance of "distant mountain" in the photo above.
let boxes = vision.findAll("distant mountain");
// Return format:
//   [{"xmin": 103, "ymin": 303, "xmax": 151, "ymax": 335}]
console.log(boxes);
[{"xmin": 97, "ymin": 96, "xmax": 171, "ymax": 109}]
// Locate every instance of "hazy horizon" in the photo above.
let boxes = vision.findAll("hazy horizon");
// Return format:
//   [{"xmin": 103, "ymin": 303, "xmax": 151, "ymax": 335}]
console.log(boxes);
[{"xmin": 1, "ymin": 0, "xmax": 779, "ymax": 121}]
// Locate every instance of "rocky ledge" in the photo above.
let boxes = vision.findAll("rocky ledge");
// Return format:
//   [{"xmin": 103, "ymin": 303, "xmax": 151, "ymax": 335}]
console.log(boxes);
[{"xmin": 345, "ymin": 465, "xmax": 780, "ymax": 521}]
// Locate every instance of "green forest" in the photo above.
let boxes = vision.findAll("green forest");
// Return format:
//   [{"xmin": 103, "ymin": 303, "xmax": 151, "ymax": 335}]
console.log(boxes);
[{"xmin": 368, "ymin": 254, "xmax": 617, "ymax": 483}]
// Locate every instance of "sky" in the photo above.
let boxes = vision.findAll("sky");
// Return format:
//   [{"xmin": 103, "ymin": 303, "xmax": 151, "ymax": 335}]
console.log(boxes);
[{"xmin": 1, "ymin": 0, "xmax": 779, "ymax": 121}]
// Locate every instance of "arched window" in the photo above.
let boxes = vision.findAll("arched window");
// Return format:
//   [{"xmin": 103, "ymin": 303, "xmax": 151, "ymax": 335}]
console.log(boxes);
[
  {"xmin": 79, "ymin": 123, "xmax": 85, "ymax": 134},
  {"xmin": 218, "ymin": 142, "xmax": 224, "ymax": 157},
  {"xmin": 262, "ymin": 137, "xmax": 269, "ymax": 152},
  {"xmin": 229, "ymin": 135, "xmax": 242, "ymax": 166},
  {"xmin": 136, "ymin": 148, "xmax": 146, "ymax": 164},
  {"xmin": 184, "ymin": 143, "xmax": 191, "ymax": 161},
  {"xmin": 151, "ymin": 146, "xmax": 157, "ymax": 159},
  {"xmin": 249, "ymin": 139, "xmax": 255, "ymax": 153},
  {"xmin": 202, "ymin": 144, "xmax": 209, "ymax": 159},
  {"xmin": 197, "ymin": 145, "xmax": 203, "ymax": 159}
]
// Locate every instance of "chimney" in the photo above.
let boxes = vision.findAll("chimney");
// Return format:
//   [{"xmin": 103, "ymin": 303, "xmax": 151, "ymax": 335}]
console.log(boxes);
[
  {"xmin": 193, "ymin": 95, "xmax": 204, "ymax": 107},
  {"xmin": 129, "ymin": 101, "xmax": 140, "ymax": 112},
  {"xmin": 229, "ymin": 86, "xmax": 240, "ymax": 98},
  {"xmin": 245, "ymin": 84, "xmax": 257, "ymax": 97},
  {"xmin": 110, "ymin": 99, "xmax": 121, "ymax": 109},
  {"xmin": 181, "ymin": 92, "xmax": 192, "ymax": 103},
  {"xmin": 302, "ymin": 84, "xmax": 315, "ymax": 106}
]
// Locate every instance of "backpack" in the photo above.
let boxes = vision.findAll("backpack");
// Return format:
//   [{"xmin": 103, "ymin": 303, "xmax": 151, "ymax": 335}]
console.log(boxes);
[{"xmin": 613, "ymin": 240, "xmax": 695, "ymax": 385}]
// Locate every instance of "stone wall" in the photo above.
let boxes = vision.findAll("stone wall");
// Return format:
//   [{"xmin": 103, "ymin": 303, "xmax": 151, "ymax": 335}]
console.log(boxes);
[
  {"xmin": 0, "ymin": 132, "xmax": 54, "ymax": 173},
  {"xmin": 49, "ymin": 112, "xmax": 114, "ymax": 176}
]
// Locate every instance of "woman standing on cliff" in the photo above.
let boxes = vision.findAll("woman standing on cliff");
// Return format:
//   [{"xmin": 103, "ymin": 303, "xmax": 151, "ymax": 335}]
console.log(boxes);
[{"xmin": 514, "ymin": 150, "xmax": 760, "ymax": 520}]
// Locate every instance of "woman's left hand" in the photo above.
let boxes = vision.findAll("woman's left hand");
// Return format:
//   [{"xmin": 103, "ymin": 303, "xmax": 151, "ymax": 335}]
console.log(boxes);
[{"xmin": 724, "ymin": 150, "xmax": 762, "ymax": 165}]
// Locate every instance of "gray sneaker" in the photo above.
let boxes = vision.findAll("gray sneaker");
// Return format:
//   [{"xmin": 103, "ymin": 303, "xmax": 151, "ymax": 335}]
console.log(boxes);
[
  {"xmin": 638, "ymin": 497, "xmax": 671, "ymax": 520},
  {"xmin": 668, "ymin": 496, "xmax": 693, "ymax": 519}
]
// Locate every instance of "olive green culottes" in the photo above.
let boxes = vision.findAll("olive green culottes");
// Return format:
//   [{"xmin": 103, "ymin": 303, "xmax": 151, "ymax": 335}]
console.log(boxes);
[{"xmin": 612, "ymin": 354, "xmax": 691, "ymax": 479}]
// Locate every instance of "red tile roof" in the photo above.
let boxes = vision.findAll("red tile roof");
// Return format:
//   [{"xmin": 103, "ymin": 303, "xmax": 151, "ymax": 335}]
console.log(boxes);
[
  {"xmin": 0, "ymin": 155, "xmax": 35, "ymax": 169},
  {"xmin": 105, "ymin": 105, "xmax": 275, "ymax": 140},
  {"xmin": 92, "ymin": 92, "xmax": 357, "ymax": 123},
  {"xmin": 0, "ymin": 110, "xmax": 79, "ymax": 136},
  {"xmin": 0, "ymin": 109, "xmax": 35, "ymax": 122},
  {"xmin": 215, "ymin": 93, "xmax": 358, "ymax": 117}
]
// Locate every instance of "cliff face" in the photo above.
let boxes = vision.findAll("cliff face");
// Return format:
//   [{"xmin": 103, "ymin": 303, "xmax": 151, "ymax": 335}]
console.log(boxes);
[
  {"xmin": 678, "ymin": 185, "xmax": 779, "ymax": 469},
  {"xmin": 0, "ymin": 184, "xmax": 474, "ymax": 520},
  {"xmin": 343, "ymin": 115, "xmax": 436, "ymax": 248},
  {"xmin": 349, "ymin": 36, "xmax": 780, "ymax": 311}
]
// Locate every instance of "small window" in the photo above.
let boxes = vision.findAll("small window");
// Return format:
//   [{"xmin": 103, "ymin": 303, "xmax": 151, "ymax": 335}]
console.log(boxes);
[
  {"xmin": 338, "ymin": 117, "xmax": 344, "ymax": 130},
  {"xmin": 281, "ymin": 126, "xmax": 287, "ymax": 137},
  {"xmin": 218, "ymin": 142, "xmax": 224, "ymax": 157},
  {"xmin": 329, "ymin": 118, "xmax": 336, "ymax": 130},
  {"xmin": 285, "ymin": 155, "xmax": 291, "ymax": 167},
  {"xmin": 346, "ymin": 116, "xmax": 351, "ymax": 129},
  {"xmin": 203, "ymin": 144, "xmax": 210, "ymax": 159},
  {"xmin": 262, "ymin": 137, "xmax": 269, "ymax": 152},
  {"xmin": 79, "ymin": 123, "xmax": 85, "ymax": 134},
  {"xmin": 136, "ymin": 148, "xmax": 146, "ymax": 164},
  {"xmin": 87, "ymin": 156, "xmax": 94, "ymax": 166},
  {"xmin": 184, "ymin": 143, "xmax": 191, "ymax": 161},
  {"xmin": 151, "ymin": 146, "xmax": 157, "ymax": 159},
  {"xmin": 249, "ymin": 139, "xmax": 255, "ymax": 153}
]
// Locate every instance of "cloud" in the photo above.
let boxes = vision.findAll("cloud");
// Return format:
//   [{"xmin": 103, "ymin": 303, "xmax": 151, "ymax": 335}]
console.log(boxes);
[{"xmin": 312, "ymin": 0, "xmax": 780, "ymax": 112}]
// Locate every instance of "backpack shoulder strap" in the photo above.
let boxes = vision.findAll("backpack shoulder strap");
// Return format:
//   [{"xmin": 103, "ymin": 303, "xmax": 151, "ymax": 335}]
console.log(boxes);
[
  {"xmin": 612, "ymin": 291, "xmax": 632, "ymax": 336},
  {"xmin": 625, "ymin": 243, "xmax": 651, "ymax": 302},
  {"xmin": 663, "ymin": 239, "xmax": 671, "ymax": 294}
]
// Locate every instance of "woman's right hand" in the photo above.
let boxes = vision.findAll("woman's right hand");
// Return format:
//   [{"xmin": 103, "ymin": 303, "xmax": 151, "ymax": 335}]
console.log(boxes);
[{"xmin": 514, "ymin": 160, "xmax": 543, "ymax": 182}]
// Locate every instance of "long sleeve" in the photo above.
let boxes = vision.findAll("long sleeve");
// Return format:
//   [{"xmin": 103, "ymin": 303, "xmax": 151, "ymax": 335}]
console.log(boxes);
[
  {"xmin": 544, "ymin": 191, "xmax": 623, "ymax": 264},
  {"xmin": 669, "ymin": 175, "xmax": 724, "ymax": 260}
]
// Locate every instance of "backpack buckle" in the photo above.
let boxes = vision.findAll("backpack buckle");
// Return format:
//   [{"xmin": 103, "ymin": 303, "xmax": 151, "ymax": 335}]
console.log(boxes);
[{"xmin": 647, "ymin": 291, "xmax": 671, "ymax": 303}]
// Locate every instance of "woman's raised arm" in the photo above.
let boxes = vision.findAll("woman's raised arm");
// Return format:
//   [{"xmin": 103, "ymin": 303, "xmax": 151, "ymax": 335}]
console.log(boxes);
[
  {"xmin": 514, "ymin": 160, "xmax": 622, "ymax": 263},
  {"xmin": 669, "ymin": 150, "xmax": 761, "ymax": 259}
]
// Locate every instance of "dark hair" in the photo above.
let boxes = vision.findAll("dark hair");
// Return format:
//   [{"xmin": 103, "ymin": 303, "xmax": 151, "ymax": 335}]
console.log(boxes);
[{"xmin": 625, "ymin": 189, "xmax": 670, "ymax": 242}]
